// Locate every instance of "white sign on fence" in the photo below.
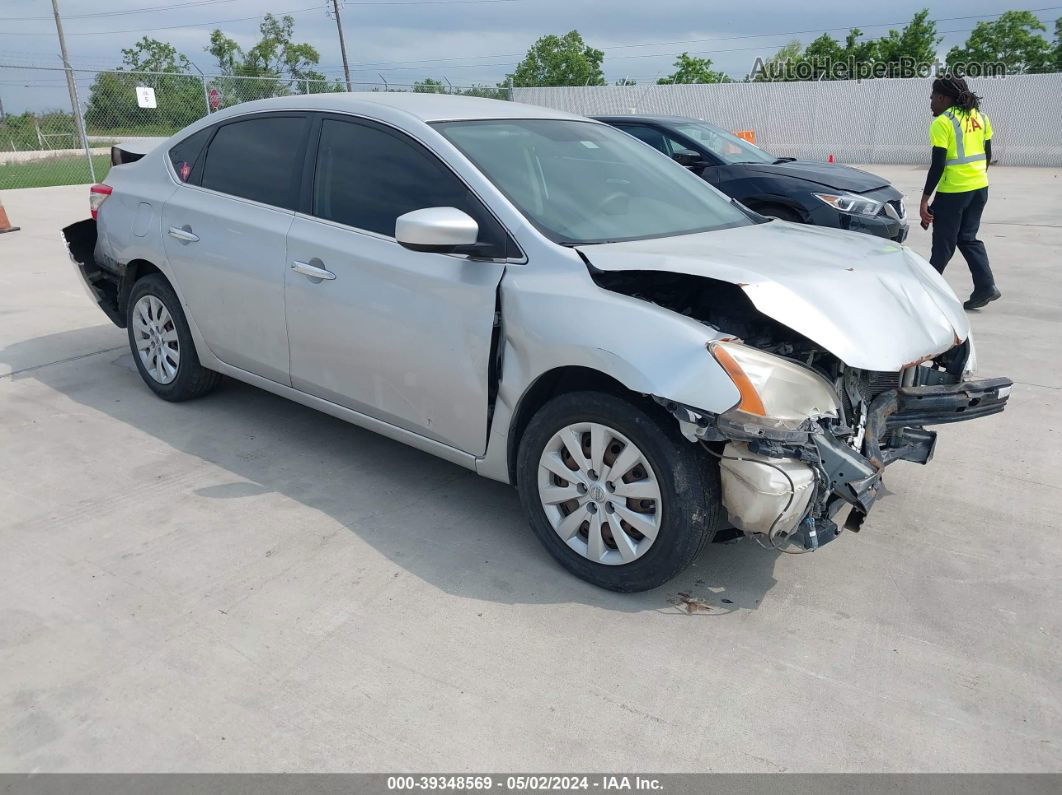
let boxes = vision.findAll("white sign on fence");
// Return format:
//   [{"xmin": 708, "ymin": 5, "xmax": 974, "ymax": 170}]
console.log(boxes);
[{"xmin": 135, "ymin": 86, "xmax": 157, "ymax": 109}]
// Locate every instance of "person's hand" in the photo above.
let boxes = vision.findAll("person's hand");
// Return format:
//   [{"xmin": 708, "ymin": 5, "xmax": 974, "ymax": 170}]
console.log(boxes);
[{"xmin": 919, "ymin": 196, "xmax": 933, "ymax": 228}]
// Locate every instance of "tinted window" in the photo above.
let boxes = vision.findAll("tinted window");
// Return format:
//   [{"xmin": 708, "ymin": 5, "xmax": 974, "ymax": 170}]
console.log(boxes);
[
  {"xmin": 200, "ymin": 116, "xmax": 306, "ymax": 208},
  {"xmin": 617, "ymin": 125, "xmax": 669, "ymax": 155},
  {"xmin": 619, "ymin": 125, "xmax": 698, "ymax": 158},
  {"xmin": 168, "ymin": 127, "xmax": 212, "ymax": 183},
  {"xmin": 313, "ymin": 118, "xmax": 506, "ymax": 255}
]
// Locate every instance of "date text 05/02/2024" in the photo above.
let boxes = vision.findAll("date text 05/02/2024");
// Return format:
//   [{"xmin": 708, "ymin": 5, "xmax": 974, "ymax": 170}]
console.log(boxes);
[{"xmin": 386, "ymin": 775, "xmax": 664, "ymax": 791}]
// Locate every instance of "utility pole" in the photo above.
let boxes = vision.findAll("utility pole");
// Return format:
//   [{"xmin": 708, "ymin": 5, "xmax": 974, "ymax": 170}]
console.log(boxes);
[
  {"xmin": 330, "ymin": 0, "xmax": 353, "ymax": 92},
  {"xmin": 50, "ymin": 0, "xmax": 95, "ymax": 182}
]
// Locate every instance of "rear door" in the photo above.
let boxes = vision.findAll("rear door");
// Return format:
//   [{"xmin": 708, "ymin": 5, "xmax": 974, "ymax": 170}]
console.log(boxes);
[
  {"xmin": 284, "ymin": 115, "xmax": 511, "ymax": 454},
  {"xmin": 161, "ymin": 112, "xmax": 310, "ymax": 384}
]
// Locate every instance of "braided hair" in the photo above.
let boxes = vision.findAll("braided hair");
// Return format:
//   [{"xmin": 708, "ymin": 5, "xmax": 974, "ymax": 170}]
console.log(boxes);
[{"xmin": 933, "ymin": 74, "xmax": 981, "ymax": 113}]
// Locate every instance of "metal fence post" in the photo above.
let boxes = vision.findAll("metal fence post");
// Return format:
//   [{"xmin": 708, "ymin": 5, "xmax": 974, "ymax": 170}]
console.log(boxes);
[{"xmin": 201, "ymin": 75, "xmax": 211, "ymax": 116}]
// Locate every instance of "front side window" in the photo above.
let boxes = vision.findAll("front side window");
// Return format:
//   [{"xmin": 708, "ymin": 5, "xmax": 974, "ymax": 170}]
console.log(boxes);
[
  {"xmin": 199, "ymin": 115, "xmax": 307, "ymax": 208},
  {"xmin": 312, "ymin": 118, "xmax": 506, "ymax": 255},
  {"xmin": 671, "ymin": 121, "xmax": 775, "ymax": 165},
  {"xmin": 619, "ymin": 125, "xmax": 699, "ymax": 159},
  {"xmin": 435, "ymin": 119, "xmax": 752, "ymax": 245}
]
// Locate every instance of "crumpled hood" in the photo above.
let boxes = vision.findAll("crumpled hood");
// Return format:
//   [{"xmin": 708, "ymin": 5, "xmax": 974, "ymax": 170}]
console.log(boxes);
[{"xmin": 577, "ymin": 220, "xmax": 970, "ymax": 371}]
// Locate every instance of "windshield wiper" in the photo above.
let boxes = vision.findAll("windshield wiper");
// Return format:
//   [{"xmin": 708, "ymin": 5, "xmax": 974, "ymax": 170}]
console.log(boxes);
[{"xmin": 772, "ymin": 157, "xmax": 797, "ymax": 164}]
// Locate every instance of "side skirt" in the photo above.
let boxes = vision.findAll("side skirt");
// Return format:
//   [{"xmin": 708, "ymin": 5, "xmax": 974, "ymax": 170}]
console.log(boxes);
[{"xmin": 210, "ymin": 361, "xmax": 479, "ymax": 473}]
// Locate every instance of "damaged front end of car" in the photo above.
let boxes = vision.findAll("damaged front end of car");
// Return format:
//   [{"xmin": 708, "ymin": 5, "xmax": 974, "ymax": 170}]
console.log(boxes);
[
  {"xmin": 580, "ymin": 234, "xmax": 1012, "ymax": 552},
  {"xmin": 655, "ymin": 338, "xmax": 1011, "ymax": 550}
]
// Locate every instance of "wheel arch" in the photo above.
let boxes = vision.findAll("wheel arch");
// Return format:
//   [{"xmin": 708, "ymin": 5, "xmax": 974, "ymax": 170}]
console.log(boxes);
[
  {"xmin": 119, "ymin": 258, "xmax": 164, "ymax": 312},
  {"xmin": 505, "ymin": 365, "xmax": 655, "ymax": 486}
]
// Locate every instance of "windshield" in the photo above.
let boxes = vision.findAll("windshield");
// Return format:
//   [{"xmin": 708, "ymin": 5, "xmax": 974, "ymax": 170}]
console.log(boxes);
[
  {"xmin": 433, "ymin": 119, "xmax": 752, "ymax": 245},
  {"xmin": 672, "ymin": 121, "xmax": 776, "ymax": 165}
]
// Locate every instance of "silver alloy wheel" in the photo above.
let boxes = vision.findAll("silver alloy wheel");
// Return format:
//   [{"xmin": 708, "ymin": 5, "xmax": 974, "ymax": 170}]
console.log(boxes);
[
  {"xmin": 132, "ymin": 294, "xmax": 180, "ymax": 385},
  {"xmin": 536, "ymin": 422, "xmax": 662, "ymax": 566}
]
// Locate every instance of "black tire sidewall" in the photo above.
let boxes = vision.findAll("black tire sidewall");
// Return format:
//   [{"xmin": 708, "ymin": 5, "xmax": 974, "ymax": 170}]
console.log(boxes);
[
  {"xmin": 126, "ymin": 274, "xmax": 206, "ymax": 401},
  {"xmin": 517, "ymin": 391, "xmax": 720, "ymax": 592}
]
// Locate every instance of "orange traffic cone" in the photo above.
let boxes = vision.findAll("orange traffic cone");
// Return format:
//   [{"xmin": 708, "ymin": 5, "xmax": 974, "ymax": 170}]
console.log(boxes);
[
  {"xmin": 827, "ymin": 153, "xmax": 835, "ymax": 163},
  {"xmin": 0, "ymin": 196, "xmax": 19, "ymax": 234}
]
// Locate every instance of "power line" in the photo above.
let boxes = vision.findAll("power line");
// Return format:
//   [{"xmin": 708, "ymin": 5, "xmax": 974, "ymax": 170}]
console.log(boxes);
[
  {"xmin": 0, "ymin": 0, "xmax": 238, "ymax": 22},
  {"xmin": 0, "ymin": 4, "xmax": 324, "ymax": 36},
  {"xmin": 321, "ymin": 6, "xmax": 1062, "ymax": 71},
  {"xmin": 0, "ymin": 0, "xmax": 523, "ymax": 36}
]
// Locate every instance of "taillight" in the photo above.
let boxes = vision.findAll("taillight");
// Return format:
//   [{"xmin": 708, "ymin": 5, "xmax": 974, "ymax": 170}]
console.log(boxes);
[{"xmin": 89, "ymin": 183, "xmax": 112, "ymax": 219}]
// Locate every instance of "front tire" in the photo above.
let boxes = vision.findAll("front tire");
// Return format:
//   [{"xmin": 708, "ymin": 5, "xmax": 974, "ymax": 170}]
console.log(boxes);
[
  {"xmin": 517, "ymin": 391, "xmax": 721, "ymax": 592},
  {"xmin": 127, "ymin": 273, "xmax": 220, "ymax": 401}
]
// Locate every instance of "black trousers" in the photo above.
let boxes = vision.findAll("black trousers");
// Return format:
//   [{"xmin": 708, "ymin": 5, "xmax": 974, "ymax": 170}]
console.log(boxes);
[{"xmin": 930, "ymin": 187, "xmax": 995, "ymax": 292}]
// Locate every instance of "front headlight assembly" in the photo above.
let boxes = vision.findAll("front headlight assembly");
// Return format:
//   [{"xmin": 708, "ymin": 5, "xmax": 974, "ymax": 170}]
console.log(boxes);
[
  {"xmin": 813, "ymin": 192, "xmax": 883, "ymax": 217},
  {"xmin": 710, "ymin": 341, "xmax": 841, "ymax": 431}
]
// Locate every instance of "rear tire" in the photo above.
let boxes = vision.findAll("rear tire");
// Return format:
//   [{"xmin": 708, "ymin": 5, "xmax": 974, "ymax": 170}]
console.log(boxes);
[
  {"xmin": 517, "ymin": 391, "xmax": 721, "ymax": 592},
  {"xmin": 126, "ymin": 273, "xmax": 220, "ymax": 402}
]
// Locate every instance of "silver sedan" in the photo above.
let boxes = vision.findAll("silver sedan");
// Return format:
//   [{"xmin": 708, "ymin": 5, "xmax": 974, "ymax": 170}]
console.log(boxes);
[{"xmin": 65, "ymin": 93, "xmax": 1011, "ymax": 591}]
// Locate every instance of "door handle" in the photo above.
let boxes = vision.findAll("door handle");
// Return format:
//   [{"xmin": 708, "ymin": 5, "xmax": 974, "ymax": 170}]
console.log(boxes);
[
  {"xmin": 291, "ymin": 260, "xmax": 336, "ymax": 281},
  {"xmin": 167, "ymin": 225, "xmax": 199, "ymax": 242}
]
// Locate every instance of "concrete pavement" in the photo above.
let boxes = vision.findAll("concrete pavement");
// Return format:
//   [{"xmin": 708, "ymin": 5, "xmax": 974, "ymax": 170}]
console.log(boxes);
[{"xmin": 0, "ymin": 168, "xmax": 1059, "ymax": 772}]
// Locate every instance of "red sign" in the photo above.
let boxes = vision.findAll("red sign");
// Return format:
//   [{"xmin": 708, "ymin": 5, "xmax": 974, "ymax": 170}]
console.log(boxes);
[{"xmin": 208, "ymin": 87, "xmax": 221, "ymax": 111}]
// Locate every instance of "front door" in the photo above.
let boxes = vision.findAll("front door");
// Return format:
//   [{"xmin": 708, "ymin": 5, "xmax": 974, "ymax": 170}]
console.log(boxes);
[
  {"xmin": 161, "ymin": 113, "xmax": 310, "ymax": 384},
  {"xmin": 284, "ymin": 116, "xmax": 512, "ymax": 455}
]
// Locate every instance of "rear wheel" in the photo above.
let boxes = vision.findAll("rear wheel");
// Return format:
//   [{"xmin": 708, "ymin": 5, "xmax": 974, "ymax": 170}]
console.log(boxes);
[
  {"xmin": 517, "ymin": 391, "xmax": 721, "ymax": 592},
  {"xmin": 127, "ymin": 274, "xmax": 220, "ymax": 401}
]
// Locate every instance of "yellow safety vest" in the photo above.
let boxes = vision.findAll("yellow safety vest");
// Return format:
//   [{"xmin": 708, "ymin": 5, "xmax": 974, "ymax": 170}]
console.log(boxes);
[{"xmin": 929, "ymin": 107, "xmax": 992, "ymax": 193}]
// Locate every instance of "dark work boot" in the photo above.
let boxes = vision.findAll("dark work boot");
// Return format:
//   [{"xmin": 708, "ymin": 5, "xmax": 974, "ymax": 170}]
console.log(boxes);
[{"xmin": 963, "ymin": 285, "xmax": 1001, "ymax": 310}]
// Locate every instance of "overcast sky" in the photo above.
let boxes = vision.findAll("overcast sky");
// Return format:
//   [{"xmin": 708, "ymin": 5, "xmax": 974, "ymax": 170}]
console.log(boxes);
[{"xmin": 0, "ymin": 0, "xmax": 1057, "ymax": 113}]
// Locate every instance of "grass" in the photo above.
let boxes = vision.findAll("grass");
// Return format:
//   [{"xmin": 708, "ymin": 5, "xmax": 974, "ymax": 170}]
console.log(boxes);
[{"xmin": 0, "ymin": 154, "xmax": 112, "ymax": 189}]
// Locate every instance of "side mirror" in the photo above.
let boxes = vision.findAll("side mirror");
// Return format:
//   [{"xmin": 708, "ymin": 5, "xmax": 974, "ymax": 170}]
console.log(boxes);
[
  {"xmin": 395, "ymin": 207, "xmax": 479, "ymax": 254},
  {"xmin": 672, "ymin": 152, "xmax": 708, "ymax": 170}
]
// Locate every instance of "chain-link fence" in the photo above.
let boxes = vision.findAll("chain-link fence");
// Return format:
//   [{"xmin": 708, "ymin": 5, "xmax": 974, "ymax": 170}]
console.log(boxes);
[
  {"xmin": 4, "ymin": 65, "xmax": 1061, "ymax": 191},
  {"xmin": 514, "ymin": 74, "xmax": 1062, "ymax": 167},
  {"xmin": 0, "ymin": 64, "xmax": 506, "ymax": 190}
]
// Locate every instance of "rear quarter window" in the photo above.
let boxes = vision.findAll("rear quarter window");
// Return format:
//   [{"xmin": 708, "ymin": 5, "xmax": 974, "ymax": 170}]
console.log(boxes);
[{"xmin": 168, "ymin": 127, "xmax": 212, "ymax": 183}]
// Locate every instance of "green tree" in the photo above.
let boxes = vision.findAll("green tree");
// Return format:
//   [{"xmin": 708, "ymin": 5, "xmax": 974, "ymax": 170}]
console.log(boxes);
[
  {"xmin": 876, "ymin": 9, "xmax": 940, "ymax": 76},
  {"xmin": 459, "ymin": 84, "xmax": 509, "ymax": 99},
  {"xmin": 85, "ymin": 37, "xmax": 204, "ymax": 135},
  {"xmin": 413, "ymin": 77, "xmax": 447, "ymax": 93},
  {"xmin": 751, "ymin": 40, "xmax": 803, "ymax": 81},
  {"xmin": 657, "ymin": 52, "xmax": 729, "ymax": 84},
  {"xmin": 207, "ymin": 14, "xmax": 337, "ymax": 102},
  {"xmin": 947, "ymin": 10, "xmax": 1052, "ymax": 74},
  {"xmin": 1052, "ymin": 17, "xmax": 1062, "ymax": 70},
  {"xmin": 505, "ymin": 30, "xmax": 605, "ymax": 87}
]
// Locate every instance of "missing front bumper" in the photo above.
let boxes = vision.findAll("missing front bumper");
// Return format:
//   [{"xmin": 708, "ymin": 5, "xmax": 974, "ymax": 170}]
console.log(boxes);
[{"xmin": 700, "ymin": 375, "xmax": 1013, "ymax": 547}]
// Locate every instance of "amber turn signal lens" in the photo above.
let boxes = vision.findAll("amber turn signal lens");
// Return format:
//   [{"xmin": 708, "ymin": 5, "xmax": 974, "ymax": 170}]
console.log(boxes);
[{"xmin": 710, "ymin": 343, "xmax": 767, "ymax": 416}]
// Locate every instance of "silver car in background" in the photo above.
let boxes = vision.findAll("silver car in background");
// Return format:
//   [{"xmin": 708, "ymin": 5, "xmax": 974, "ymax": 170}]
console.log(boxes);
[{"xmin": 65, "ymin": 94, "xmax": 1011, "ymax": 591}]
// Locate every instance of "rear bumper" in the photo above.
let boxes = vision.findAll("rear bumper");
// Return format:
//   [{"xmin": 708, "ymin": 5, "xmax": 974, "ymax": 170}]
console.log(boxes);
[{"xmin": 63, "ymin": 218, "xmax": 125, "ymax": 327}]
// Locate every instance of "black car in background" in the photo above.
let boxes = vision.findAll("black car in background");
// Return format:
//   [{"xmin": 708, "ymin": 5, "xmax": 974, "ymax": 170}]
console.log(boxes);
[{"xmin": 595, "ymin": 115, "xmax": 908, "ymax": 243}]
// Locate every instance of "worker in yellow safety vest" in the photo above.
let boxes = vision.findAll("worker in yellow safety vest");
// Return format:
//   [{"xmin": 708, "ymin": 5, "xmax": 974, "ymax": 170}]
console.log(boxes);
[{"xmin": 919, "ymin": 74, "xmax": 999, "ymax": 310}]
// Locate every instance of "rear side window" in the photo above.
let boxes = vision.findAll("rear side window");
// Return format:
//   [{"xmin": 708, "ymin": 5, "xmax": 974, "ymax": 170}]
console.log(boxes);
[
  {"xmin": 168, "ymin": 127, "xmax": 212, "ymax": 183},
  {"xmin": 312, "ymin": 118, "xmax": 507, "ymax": 256},
  {"xmin": 200, "ymin": 115, "xmax": 307, "ymax": 208}
]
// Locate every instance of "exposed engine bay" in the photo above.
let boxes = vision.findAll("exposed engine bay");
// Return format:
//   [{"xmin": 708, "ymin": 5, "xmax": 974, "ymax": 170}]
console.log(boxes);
[{"xmin": 591, "ymin": 269, "xmax": 1012, "ymax": 551}]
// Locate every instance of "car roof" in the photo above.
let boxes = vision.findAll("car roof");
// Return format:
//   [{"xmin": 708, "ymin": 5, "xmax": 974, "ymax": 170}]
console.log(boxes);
[
  {"xmin": 594, "ymin": 114, "xmax": 712, "ymax": 126},
  {"xmin": 207, "ymin": 92, "xmax": 589, "ymax": 124}
]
